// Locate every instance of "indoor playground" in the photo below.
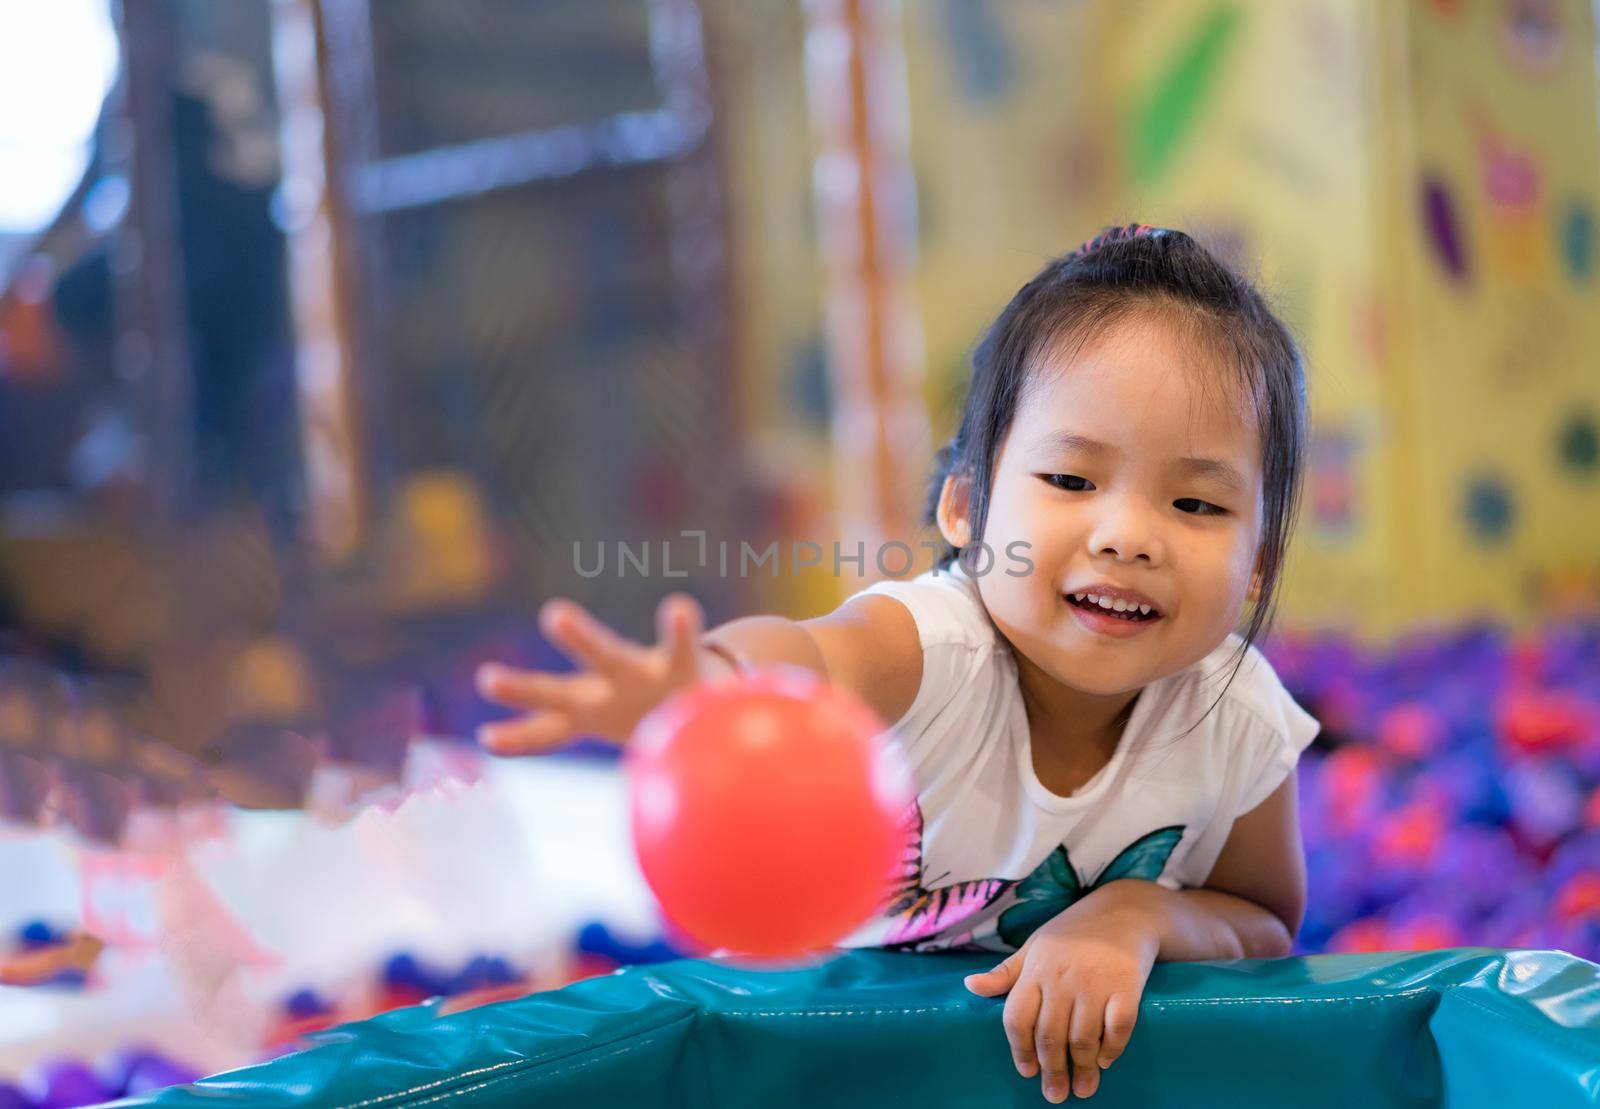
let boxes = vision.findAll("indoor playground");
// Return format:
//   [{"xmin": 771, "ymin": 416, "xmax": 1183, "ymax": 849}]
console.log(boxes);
[{"xmin": 0, "ymin": 0, "xmax": 1597, "ymax": 1106}]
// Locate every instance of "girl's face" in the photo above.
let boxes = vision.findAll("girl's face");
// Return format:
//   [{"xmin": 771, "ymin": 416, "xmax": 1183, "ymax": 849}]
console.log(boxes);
[{"xmin": 950, "ymin": 315, "xmax": 1265, "ymax": 697}]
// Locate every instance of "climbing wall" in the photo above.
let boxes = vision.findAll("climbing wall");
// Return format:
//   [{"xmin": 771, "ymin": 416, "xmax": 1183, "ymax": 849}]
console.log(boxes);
[
  {"xmin": 1373, "ymin": 0, "xmax": 1600, "ymax": 633},
  {"xmin": 1104, "ymin": 0, "xmax": 1600, "ymax": 640},
  {"xmin": 899, "ymin": 0, "xmax": 1600, "ymax": 642},
  {"xmin": 1095, "ymin": 0, "xmax": 1396, "ymax": 638}
]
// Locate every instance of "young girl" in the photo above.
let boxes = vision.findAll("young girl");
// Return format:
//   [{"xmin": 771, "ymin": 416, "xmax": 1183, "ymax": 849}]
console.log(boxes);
[{"xmin": 477, "ymin": 225, "xmax": 1321, "ymax": 1104}]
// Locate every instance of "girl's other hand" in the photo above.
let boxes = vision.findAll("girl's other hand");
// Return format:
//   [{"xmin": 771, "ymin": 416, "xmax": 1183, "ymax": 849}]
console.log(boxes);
[
  {"xmin": 962, "ymin": 887, "xmax": 1158, "ymax": 1102},
  {"xmin": 475, "ymin": 593, "xmax": 708, "ymax": 754}
]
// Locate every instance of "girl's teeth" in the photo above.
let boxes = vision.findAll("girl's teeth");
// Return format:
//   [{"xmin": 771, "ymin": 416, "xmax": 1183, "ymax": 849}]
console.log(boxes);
[{"xmin": 1070, "ymin": 593, "xmax": 1157, "ymax": 618}]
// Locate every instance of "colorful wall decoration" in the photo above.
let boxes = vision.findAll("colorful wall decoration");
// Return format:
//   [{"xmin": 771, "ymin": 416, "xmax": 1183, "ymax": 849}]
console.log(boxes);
[{"xmin": 896, "ymin": 0, "xmax": 1600, "ymax": 642}]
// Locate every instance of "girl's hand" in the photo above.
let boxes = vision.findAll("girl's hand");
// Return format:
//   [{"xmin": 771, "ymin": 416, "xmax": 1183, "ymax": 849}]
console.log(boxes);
[
  {"xmin": 475, "ymin": 593, "xmax": 709, "ymax": 753},
  {"xmin": 963, "ymin": 885, "xmax": 1159, "ymax": 1102}
]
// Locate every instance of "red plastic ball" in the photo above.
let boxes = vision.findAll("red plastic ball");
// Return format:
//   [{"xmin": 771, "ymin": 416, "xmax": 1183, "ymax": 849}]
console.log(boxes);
[
  {"xmin": 626, "ymin": 669, "xmax": 912, "ymax": 960},
  {"xmin": 1327, "ymin": 917, "xmax": 1389, "ymax": 954},
  {"xmin": 1498, "ymin": 688, "xmax": 1587, "ymax": 756},
  {"xmin": 1554, "ymin": 872, "xmax": 1600, "ymax": 924},
  {"xmin": 1376, "ymin": 702, "xmax": 1442, "ymax": 761}
]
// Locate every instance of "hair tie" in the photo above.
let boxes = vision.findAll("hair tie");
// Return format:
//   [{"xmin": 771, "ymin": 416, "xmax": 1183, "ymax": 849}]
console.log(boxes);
[{"xmin": 1069, "ymin": 223, "xmax": 1166, "ymax": 260}]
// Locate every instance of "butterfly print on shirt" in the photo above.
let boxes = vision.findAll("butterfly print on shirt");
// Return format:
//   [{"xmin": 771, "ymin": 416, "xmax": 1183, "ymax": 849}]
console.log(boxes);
[
  {"xmin": 996, "ymin": 825, "xmax": 1186, "ymax": 949},
  {"xmin": 880, "ymin": 800, "xmax": 1016, "ymax": 949}
]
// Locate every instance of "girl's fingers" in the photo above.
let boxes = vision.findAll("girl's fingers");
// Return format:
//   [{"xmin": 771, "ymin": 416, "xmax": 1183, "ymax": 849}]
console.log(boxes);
[
  {"xmin": 1098, "ymin": 990, "xmax": 1140, "ymax": 1068},
  {"xmin": 1034, "ymin": 987, "xmax": 1074, "ymax": 1104},
  {"xmin": 475, "ymin": 664, "xmax": 601, "ymax": 713},
  {"xmin": 657, "ymin": 593, "xmax": 705, "ymax": 685},
  {"xmin": 540, "ymin": 600, "xmax": 643, "ymax": 676},
  {"xmin": 964, "ymin": 948, "xmax": 1026, "ymax": 997},
  {"xmin": 477, "ymin": 711, "xmax": 579, "ymax": 755},
  {"xmin": 1000, "ymin": 979, "xmax": 1043, "ymax": 1081},
  {"xmin": 1067, "ymin": 994, "xmax": 1106, "ymax": 1099}
]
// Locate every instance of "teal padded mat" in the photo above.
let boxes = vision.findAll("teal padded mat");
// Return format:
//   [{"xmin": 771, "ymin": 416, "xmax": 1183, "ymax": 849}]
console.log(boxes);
[{"xmin": 111, "ymin": 947, "xmax": 1600, "ymax": 1107}]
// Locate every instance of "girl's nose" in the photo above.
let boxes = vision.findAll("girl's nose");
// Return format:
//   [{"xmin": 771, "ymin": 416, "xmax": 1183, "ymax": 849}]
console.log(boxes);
[{"xmin": 1087, "ymin": 500, "xmax": 1163, "ymax": 565}]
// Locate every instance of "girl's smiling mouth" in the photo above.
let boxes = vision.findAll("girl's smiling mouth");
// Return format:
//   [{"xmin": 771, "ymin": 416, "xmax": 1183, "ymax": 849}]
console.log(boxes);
[{"xmin": 1063, "ymin": 591, "xmax": 1164, "ymax": 637}]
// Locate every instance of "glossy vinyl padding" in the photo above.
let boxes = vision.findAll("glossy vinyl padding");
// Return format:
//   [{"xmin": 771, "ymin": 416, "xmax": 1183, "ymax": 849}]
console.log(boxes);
[{"xmin": 110, "ymin": 947, "xmax": 1600, "ymax": 1107}]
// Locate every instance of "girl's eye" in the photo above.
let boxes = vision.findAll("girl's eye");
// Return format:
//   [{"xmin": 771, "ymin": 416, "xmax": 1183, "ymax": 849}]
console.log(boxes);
[{"xmin": 1043, "ymin": 475, "xmax": 1227, "ymax": 516}]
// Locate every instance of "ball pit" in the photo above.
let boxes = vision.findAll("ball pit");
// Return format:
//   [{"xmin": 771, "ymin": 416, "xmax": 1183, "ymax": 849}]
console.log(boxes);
[
  {"xmin": 1266, "ymin": 619, "xmax": 1600, "ymax": 958},
  {"xmin": 0, "ymin": 1051, "xmax": 200, "ymax": 1109}
]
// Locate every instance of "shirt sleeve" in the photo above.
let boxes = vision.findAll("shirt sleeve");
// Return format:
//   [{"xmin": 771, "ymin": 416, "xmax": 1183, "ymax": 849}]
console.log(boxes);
[
  {"xmin": 1233, "ymin": 689, "xmax": 1322, "ymax": 817},
  {"xmin": 849, "ymin": 571, "xmax": 997, "ymax": 768},
  {"xmin": 853, "ymin": 571, "xmax": 993, "ymax": 652}
]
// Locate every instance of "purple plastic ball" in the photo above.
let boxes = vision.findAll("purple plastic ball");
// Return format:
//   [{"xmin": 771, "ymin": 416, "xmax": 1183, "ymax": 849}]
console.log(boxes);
[
  {"xmin": 27, "ymin": 1059, "xmax": 111, "ymax": 1109},
  {"xmin": 284, "ymin": 988, "xmax": 331, "ymax": 1020},
  {"xmin": 123, "ymin": 1054, "xmax": 201, "ymax": 1097}
]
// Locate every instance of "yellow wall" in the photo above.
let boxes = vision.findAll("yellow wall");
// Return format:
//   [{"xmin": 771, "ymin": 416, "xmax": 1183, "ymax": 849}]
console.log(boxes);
[
  {"xmin": 710, "ymin": 0, "xmax": 1600, "ymax": 635},
  {"xmin": 1370, "ymin": 0, "xmax": 1600, "ymax": 634},
  {"xmin": 901, "ymin": 0, "xmax": 1600, "ymax": 641},
  {"xmin": 1099, "ymin": 0, "xmax": 1397, "ymax": 637}
]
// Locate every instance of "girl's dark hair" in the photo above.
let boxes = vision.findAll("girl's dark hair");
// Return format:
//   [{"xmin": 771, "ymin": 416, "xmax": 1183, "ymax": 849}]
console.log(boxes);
[{"xmin": 926, "ymin": 224, "xmax": 1308, "ymax": 724}]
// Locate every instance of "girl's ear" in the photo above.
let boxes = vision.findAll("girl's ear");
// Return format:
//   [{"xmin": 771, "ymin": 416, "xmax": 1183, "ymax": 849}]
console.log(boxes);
[
  {"xmin": 935, "ymin": 473, "xmax": 974, "ymax": 549},
  {"xmin": 1246, "ymin": 568, "xmax": 1263, "ymax": 605}
]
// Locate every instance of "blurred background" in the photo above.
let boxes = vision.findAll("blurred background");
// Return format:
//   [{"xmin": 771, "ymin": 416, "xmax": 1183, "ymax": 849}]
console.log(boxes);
[{"xmin": 0, "ymin": 0, "xmax": 1597, "ymax": 1101}]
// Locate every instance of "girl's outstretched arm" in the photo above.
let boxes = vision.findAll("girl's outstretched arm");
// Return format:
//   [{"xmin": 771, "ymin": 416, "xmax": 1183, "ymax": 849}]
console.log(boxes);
[
  {"xmin": 707, "ymin": 593, "xmax": 923, "ymax": 726},
  {"xmin": 476, "ymin": 591, "xmax": 923, "ymax": 754}
]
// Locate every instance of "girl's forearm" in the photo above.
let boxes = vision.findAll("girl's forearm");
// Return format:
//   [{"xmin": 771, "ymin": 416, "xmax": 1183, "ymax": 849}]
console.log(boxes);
[
  {"xmin": 1101, "ymin": 879, "xmax": 1294, "ymax": 962},
  {"xmin": 700, "ymin": 615, "xmax": 828, "ymax": 679}
]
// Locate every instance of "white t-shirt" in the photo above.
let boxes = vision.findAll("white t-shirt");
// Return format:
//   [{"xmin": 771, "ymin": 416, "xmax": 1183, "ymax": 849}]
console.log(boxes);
[{"xmin": 836, "ymin": 563, "xmax": 1322, "ymax": 953}]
